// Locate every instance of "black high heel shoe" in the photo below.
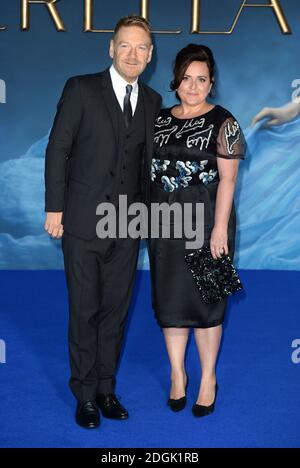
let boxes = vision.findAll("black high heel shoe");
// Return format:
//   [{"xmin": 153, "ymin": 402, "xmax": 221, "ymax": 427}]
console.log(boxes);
[
  {"xmin": 192, "ymin": 382, "xmax": 218, "ymax": 418},
  {"xmin": 167, "ymin": 373, "xmax": 189, "ymax": 412}
]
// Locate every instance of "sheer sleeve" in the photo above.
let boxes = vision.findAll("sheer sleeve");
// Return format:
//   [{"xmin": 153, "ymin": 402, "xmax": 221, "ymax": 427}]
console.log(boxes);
[{"xmin": 216, "ymin": 117, "xmax": 246, "ymax": 160}]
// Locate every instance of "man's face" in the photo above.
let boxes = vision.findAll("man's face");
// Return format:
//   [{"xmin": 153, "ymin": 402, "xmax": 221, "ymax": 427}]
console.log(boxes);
[{"xmin": 109, "ymin": 26, "xmax": 153, "ymax": 83}]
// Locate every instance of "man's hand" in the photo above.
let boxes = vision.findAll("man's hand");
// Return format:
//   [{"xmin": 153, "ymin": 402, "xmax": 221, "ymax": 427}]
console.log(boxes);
[{"xmin": 44, "ymin": 212, "xmax": 64, "ymax": 239}]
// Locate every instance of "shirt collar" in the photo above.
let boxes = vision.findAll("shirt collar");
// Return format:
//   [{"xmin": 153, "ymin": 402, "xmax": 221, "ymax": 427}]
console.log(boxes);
[{"xmin": 109, "ymin": 64, "xmax": 139, "ymax": 94}]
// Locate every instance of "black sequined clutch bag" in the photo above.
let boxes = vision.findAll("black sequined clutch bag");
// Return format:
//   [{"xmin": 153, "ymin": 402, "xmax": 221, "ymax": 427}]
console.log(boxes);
[{"xmin": 185, "ymin": 246, "xmax": 243, "ymax": 304}]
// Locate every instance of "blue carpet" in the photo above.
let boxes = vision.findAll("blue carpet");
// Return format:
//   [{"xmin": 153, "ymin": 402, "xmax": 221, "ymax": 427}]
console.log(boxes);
[{"xmin": 0, "ymin": 270, "xmax": 299, "ymax": 448}]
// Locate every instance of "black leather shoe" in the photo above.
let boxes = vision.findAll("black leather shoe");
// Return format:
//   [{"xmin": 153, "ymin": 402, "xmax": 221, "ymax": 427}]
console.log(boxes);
[
  {"xmin": 192, "ymin": 382, "xmax": 218, "ymax": 418},
  {"xmin": 96, "ymin": 394, "xmax": 129, "ymax": 420},
  {"xmin": 167, "ymin": 374, "xmax": 189, "ymax": 412},
  {"xmin": 75, "ymin": 400, "xmax": 100, "ymax": 429}
]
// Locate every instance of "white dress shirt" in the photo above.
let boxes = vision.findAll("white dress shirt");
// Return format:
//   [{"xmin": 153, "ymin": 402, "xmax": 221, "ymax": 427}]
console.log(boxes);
[{"xmin": 109, "ymin": 65, "xmax": 139, "ymax": 115}]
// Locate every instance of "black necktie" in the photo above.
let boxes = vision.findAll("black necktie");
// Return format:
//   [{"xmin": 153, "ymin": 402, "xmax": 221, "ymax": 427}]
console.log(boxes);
[{"xmin": 123, "ymin": 84, "xmax": 133, "ymax": 129}]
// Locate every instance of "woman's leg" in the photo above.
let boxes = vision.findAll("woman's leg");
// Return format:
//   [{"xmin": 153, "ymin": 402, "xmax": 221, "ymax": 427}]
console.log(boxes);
[
  {"xmin": 194, "ymin": 325, "xmax": 222, "ymax": 405},
  {"xmin": 163, "ymin": 328, "xmax": 189, "ymax": 399}
]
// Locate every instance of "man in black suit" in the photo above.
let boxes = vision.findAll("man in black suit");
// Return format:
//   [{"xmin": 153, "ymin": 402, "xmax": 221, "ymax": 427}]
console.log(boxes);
[{"xmin": 44, "ymin": 16, "xmax": 161, "ymax": 429}]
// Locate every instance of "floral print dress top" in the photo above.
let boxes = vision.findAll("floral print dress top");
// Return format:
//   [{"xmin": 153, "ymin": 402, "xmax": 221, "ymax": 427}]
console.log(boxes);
[{"xmin": 148, "ymin": 105, "xmax": 246, "ymax": 328}]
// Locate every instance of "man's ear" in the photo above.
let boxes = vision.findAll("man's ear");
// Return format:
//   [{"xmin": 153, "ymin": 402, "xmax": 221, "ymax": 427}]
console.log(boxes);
[
  {"xmin": 147, "ymin": 44, "xmax": 154, "ymax": 64},
  {"xmin": 109, "ymin": 39, "xmax": 114, "ymax": 59}
]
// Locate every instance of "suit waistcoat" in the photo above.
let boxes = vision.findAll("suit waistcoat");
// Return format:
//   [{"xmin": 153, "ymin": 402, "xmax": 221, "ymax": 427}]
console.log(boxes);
[{"xmin": 113, "ymin": 89, "xmax": 146, "ymax": 204}]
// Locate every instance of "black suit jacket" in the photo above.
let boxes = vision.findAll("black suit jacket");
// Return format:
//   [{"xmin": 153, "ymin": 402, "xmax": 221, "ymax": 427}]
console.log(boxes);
[{"xmin": 45, "ymin": 69, "xmax": 162, "ymax": 240}]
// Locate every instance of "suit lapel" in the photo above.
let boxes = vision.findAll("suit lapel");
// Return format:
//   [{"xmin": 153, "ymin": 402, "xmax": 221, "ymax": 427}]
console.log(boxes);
[
  {"xmin": 139, "ymin": 83, "xmax": 157, "ymax": 204},
  {"xmin": 139, "ymin": 83, "xmax": 155, "ymax": 161},
  {"xmin": 98, "ymin": 69, "xmax": 121, "ymax": 145}
]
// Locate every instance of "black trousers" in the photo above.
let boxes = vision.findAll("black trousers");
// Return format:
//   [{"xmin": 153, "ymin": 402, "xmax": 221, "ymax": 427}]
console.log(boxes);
[{"xmin": 62, "ymin": 232, "xmax": 140, "ymax": 402}]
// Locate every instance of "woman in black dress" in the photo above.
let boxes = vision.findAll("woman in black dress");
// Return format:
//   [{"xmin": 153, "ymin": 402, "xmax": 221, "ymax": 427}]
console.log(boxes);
[{"xmin": 148, "ymin": 44, "xmax": 246, "ymax": 417}]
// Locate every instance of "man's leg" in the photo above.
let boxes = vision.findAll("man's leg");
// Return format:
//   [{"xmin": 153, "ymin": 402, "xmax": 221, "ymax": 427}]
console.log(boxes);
[
  {"xmin": 62, "ymin": 232, "xmax": 109, "ymax": 402},
  {"xmin": 96, "ymin": 237, "xmax": 140, "ymax": 395}
]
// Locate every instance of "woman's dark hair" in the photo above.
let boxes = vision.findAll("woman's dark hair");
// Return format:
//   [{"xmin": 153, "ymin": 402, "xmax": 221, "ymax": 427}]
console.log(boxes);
[{"xmin": 170, "ymin": 44, "xmax": 215, "ymax": 97}]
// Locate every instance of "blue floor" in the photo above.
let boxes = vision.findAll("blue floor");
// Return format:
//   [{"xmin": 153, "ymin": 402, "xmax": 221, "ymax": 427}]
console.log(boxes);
[{"xmin": 0, "ymin": 270, "xmax": 299, "ymax": 448}]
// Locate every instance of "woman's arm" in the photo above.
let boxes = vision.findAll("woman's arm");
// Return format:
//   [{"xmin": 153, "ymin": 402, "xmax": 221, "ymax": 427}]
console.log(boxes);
[{"xmin": 210, "ymin": 159, "xmax": 240, "ymax": 260}]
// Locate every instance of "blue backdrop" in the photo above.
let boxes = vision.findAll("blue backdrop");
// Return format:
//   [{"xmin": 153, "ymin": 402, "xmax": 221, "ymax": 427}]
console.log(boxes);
[{"xmin": 0, "ymin": 0, "xmax": 299, "ymax": 270}]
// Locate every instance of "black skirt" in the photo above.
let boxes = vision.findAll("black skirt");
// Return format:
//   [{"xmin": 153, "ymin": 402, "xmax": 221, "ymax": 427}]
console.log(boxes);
[{"xmin": 148, "ymin": 183, "xmax": 237, "ymax": 329}]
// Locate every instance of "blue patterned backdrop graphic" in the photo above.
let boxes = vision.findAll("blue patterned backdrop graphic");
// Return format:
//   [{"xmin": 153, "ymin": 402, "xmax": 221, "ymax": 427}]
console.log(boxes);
[{"xmin": 0, "ymin": 0, "xmax": 299, "ymax": 270}]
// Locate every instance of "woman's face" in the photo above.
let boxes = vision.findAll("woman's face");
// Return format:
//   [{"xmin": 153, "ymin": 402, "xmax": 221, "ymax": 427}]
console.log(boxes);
[{"xmin": 177, "ymin": 60, "xmax": 212, "ymax": 107}]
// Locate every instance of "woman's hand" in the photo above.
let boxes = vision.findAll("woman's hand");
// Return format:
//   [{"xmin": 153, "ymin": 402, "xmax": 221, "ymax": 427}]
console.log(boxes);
[
  {"xmin": 210, "ymin": 226, "xmax": 228, "ymax": 260},
  {"xmin": 251, "ymin": 99, "xmax": 300, "ymax": 128}
]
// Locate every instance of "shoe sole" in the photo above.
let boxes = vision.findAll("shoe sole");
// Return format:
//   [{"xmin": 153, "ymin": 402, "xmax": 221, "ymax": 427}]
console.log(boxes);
[
  {"xmin": 76, "ymin": 421, "xmax": 100, "ymax": 429},
  {"xmin": 100, "ymin": 412, "xmax": 129, "ymax": 420},
  {"xmin": 192, "ymin": 405, "xmax": 215, "ymax": 418}
]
